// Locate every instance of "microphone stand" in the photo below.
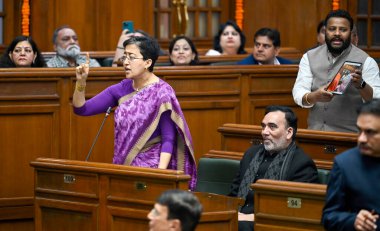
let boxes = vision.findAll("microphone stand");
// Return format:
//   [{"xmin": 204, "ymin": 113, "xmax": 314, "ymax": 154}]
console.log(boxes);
[{"xmin": 85, "ymin": 107, "xmax": 112, "ymax": 161}]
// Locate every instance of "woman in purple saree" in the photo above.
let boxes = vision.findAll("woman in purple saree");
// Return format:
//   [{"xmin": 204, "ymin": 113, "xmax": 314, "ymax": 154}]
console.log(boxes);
[{"xmin": 72, "ymin": 36, "xmax": 197, "ymax": 190}]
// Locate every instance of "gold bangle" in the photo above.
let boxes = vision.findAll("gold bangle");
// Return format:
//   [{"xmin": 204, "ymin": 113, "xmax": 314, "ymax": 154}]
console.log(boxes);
[
  {"xmin": 305, "ymin": 93, "xmax": 311, "ymax": 105},
  {"xmin": 76, "ymin": 82, "xmax": 86, "ymax": 92}
]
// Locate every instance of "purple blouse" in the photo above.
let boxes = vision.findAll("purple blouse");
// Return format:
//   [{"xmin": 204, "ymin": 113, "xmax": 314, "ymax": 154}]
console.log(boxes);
[{"xmin": 73, "ymin": 79, "xmax": 176, "ymax": 154}]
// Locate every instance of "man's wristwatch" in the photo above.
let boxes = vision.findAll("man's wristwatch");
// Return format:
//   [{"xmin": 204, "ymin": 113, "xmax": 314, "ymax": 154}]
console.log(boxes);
[{"xmin": 357, "ymin": 79, "xmax": 366, "ymax": 89}]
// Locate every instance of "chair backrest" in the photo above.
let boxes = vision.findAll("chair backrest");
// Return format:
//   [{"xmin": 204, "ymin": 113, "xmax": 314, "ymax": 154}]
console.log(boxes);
[
  {"xmin": 195, "ymin": 157, "xmax": 240, "ymax": 195},
  {"xmin": 317, "ymin": 168, "xmax": 331, "ymax": 184}
]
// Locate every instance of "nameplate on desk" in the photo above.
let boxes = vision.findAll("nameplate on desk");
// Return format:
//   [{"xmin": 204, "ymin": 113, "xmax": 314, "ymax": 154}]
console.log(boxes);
[
  {"xmin": 63, "ymin": 174, "xmax": 76, "ymax": 184},
  {"xmin": 324, "ymin": 145, "xmax": 337, "ymax": 154},
  {"xmin": 135, "ymin": 181, "xmax": 147, "ymax": 190},
  {"xmin": 287, "ymin": 197, "xmax": 301, "ymax": 208}
]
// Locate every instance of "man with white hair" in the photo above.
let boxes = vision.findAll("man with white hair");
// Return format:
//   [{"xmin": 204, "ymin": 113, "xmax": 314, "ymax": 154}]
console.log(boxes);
[
  {"xmin": 47, "ymin": 26, "xmax": 100, "ymax": 67},
  {"xmin": 229, "ymin": 105, "xmax": 319, "ymax": 231}
]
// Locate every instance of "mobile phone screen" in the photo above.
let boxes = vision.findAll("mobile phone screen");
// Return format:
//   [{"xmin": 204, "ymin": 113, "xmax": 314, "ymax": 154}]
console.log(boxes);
[{"xmin": 122, "ymin": 21, "xmax": 134, "ymax": 33}]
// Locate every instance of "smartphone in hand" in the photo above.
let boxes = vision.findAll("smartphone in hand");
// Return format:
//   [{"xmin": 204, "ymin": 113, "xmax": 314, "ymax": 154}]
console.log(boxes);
[{"xmin": 122, "ymin": 21, "xmax": 134, "ymax": 33}]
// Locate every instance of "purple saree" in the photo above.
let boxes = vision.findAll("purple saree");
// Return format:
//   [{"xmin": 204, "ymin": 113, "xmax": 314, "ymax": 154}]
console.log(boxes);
[{"xmin": 113, "ymin": 79, "xmax": 197, "ymax": 190}]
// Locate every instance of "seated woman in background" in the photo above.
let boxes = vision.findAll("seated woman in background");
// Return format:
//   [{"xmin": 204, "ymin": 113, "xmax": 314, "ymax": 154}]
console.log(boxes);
[
  {"xmin": 0, "ymin": 35, "xmax": 46, "ymax": 67},
  {"xmin": 205, "ymin": 20, "xmax": 247, "ymax": 56},
  {"xmin": 168, "ymin": 36, "xmax": 199, "ymax": 66}
]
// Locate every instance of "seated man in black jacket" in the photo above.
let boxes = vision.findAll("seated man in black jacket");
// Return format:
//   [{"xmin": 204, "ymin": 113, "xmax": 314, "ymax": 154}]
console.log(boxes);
[{"xmin": 229, "ymin": 105, "xmax": 319, "ymax": 231}]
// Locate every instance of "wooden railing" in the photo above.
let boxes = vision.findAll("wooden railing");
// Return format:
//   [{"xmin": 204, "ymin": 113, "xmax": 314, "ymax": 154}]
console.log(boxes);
[
  {"xmin": 42, "ymin": 47, "xmax": 303, "ymax": 66},
  {"xmin": 218, "ymin": 123, "xmax": 357, "ymax": 165}
]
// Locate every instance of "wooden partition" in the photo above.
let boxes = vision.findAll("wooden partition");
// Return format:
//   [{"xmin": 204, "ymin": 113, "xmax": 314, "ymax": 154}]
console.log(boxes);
[
  {"xmin": 30, "ymin": 158, "xmax": 241, "ymax": 231},
  {"xmin": 31, "ymin": 158, "xmax": 189, "ymax": 231},
  {"xmin": 5, "ymin": 1, "xmax": 380, "ymax": 62},
  {"xmin": 194, "ymin": 47, "xmax": 303, "ymax": 63},
  {"xmin": 42, "ymin": 47, "xmax": 303, "ymax": 67},
  {"xmin": 0, "ymin": 65, "xmax": 302, "ymax": 228},
  {"xmin": 218, "ymin": 123, "xmax": 357, "ymax": 165},
  {"xmin": 253, "ymin": 179, "xmax": 326, "ymax": 231},
  {"xmin": 203, "ymin": 149, "xmax": 333, "ymax": 171},
  {"xmin": 203, "ymin": 150, "xmax": 244, "ymax": 161},
  {"xmin": 194, "ymin": 192, "xmax": 243, "ymax": 231}
]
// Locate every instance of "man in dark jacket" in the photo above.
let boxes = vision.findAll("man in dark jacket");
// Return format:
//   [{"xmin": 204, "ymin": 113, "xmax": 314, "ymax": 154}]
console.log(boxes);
[
  {"xmin": 229, "ymin": 105, "xmax": 319, "ymax": 231},
  {"xmin": 322, "ymin": 99, "xmax": 380, "ymax": 231},
  {"xmin": 238, "ymin": 28, "xmax": 293, "ymax": 65}
]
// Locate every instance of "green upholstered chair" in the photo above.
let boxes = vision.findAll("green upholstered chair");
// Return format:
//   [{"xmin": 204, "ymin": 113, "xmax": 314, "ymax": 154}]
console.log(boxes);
[
  {"xmin": 195, "ymin": 157, "xmax": 240, "ymax": 195},
  {"xmin": 99, "ymin": 57, "xmax": 114, "ymax": 67},
  {"xmin": 317, "ymin": 168, "xmax": 331, "ymax": 184}
]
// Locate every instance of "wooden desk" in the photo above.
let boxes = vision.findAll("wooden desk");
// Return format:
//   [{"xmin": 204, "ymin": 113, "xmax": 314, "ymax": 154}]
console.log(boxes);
[
  {"xmin": 31, "ymin": 158, "xmax": 241, "ymax": 231},
  {"xmin": 31, "ymin": 158, "xmax": 190, "ymax": 231},
  {"xmin": 218, "ymin": 123, "xmax": 357, "ymax": 164},
  {"xmin": 194, "ymin": 192, "xmax": 243, "ymax": 231},
  {"xmin": 253, "ymin": 179, "xmax": 326, "ymax": 231}
]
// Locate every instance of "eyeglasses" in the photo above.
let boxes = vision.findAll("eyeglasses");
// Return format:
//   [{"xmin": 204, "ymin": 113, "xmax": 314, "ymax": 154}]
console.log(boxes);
[{"xmin": 120, "ymin": 55, "xmax": 144, "ymax": 62}]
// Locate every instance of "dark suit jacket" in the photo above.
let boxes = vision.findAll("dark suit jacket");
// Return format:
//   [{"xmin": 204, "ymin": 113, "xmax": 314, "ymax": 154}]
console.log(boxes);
[
  {"xmin": 322, "ymin": 147, "xmax": 380, "ymax": 231},
  {"xmin": 229, "ymin": 144, "xmax": 319, "ymax": 214},
  {"xmin": 237, "ymin": 54, "xmax": 293, "ymax": 65}
]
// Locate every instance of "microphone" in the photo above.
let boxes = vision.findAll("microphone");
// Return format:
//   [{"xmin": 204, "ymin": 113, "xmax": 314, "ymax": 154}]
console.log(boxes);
[{"xmin": 85, "ymin": 107, "xmax": 112, "ymax": 161}]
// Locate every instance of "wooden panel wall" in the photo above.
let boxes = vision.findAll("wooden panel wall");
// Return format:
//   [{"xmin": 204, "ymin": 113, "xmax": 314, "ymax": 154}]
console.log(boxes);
[
  {"xmin": 3, "ymin": 0, "xmax": 336, "ymax": 54},
  {"xmin": 243, "ymin": 0, "xmax": 332, "ymax": 53},
  {"xmin": 7, "ymin": 0, "xmax": 379, "ymax": 56},
  {"xmin": 27, "ymin": 0, "xmax": 154, "ymax": 52},
  {"xmin": 3, "ymin": 0, "xmax": 21, "ymax": 46}
]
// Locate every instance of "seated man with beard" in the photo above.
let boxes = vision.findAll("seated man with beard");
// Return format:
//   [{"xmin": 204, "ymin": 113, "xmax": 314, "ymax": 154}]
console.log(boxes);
[
  {"xmin": 229, "ymin": 105, "xmax": 319, "ymax": 231},
  {"xmin": 47, "ymin": 26, "xmax": 100, "ymax": 67}
]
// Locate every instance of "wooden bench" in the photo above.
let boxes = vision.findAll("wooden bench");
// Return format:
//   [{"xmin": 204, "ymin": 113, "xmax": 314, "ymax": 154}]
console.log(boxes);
[
  {"xmin": 41, "ymin": 47, "xmax": 303, "ymax": 67},
  {"xmin": 218, "ymin": 123, "xmax": 357, "ymax": 164},
  {"xmin": 197, "ymin": 47, "xmax": 303, "ymax": 62},
  {"xmin": 204, "ymin": 149, "xmax": 330, "ymax": 184},
  {"xmin": 31, "ymin": 158, "xmax": 242, "ymax": 231}
]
